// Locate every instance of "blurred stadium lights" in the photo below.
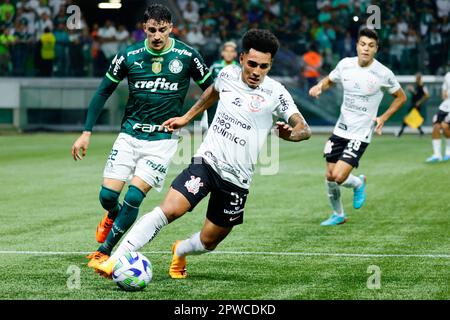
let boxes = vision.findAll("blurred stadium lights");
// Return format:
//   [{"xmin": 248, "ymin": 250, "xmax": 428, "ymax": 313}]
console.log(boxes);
[{"xmin": 98, "ymin": 0, "xmax": 122, "ymax": 10}]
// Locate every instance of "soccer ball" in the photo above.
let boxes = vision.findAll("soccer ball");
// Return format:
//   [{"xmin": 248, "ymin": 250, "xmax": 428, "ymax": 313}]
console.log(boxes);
[{"xmin": 112, "ymin": 252, "xmax": 153, "ymax": 291}]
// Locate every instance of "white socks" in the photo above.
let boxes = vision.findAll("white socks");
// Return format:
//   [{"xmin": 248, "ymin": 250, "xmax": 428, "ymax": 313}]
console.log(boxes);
[
  {"xmin": 341, "ymin": 174, "xmax": 363, "ymax": 189},
  {"xmin": 326, "ymin": 180, "xmax": 344, "ymax": 217},
  {"xmin": 446, "ymin": 139, "xmax": 450, "ymax": 156},
  {"xmin": 175, "ymin": 232, "xmax": 210, "ymax": 257},
  {"xmin": 111, "ymin": 206, "xmax": 168, "ymax": 260},
  {"xmin": 432, "ymin": 139, "xmax": 442, "ymax": 158}
]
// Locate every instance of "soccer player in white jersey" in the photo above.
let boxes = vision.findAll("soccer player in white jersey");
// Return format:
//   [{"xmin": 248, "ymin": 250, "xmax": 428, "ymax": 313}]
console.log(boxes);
[
  {"xmin": 309, "ymin": 28, "xmax": 406, "ymax": 226},
  {"xmin": 93, "ymin": 29, "xmax": 311, "ymax": 279},
  {"xmin": 426, "ymin": 71, "xmax": 450, "ymax": 162}
]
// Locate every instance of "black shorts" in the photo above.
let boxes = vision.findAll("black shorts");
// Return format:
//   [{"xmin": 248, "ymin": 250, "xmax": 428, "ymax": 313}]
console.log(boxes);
[
  {"xmin": 171, "ymin": 157, "xmax": 249, "ymax": 228},
  {"xmin": 433, "ymin": 110, "xmax": 449, "ymax": 124},
  {"xmin": 323, "ymin": 134, "xmax": 369, "ymax": 168}
]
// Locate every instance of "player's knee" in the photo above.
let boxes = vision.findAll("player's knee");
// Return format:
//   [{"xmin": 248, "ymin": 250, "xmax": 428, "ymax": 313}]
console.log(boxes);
[
  {"xmin": 325, "ymin": 171, "xmax": 334, "ymax": 181},
  {"xmin": 123, "ymin": 185, "xmax": 146, "ymax": 208},
  {"xmin": 333, "ymin": 173, "xmax": 348, "ymax": 185},
  {"xmin": 159, "ymin": 204, "xmax": 186, "ymax": 223},
  {"xmin": 99, "ymin": 186, "xmax": 120, "ymax": 211}
]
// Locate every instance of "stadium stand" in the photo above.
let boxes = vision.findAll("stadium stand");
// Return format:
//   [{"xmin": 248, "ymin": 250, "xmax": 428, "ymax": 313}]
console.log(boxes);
[
  {"xmin": 0, "ymin": 0, "xmax": 448, "ymax": 77},
  {"xmin": 0, "ymin": 0, "xmax": 448, "ymax": 131}
]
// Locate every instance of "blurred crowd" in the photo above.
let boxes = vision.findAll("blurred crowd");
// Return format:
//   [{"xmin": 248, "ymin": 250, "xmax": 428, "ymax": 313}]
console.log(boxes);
[
  {"xmin": 0, "ymin": 0, "xmax": 136, "ymax": 77},
  {"xmin": 175, "ymin": 0, "xmax": 450, "ymax": 77},
  {"xmin": 0, "ymin": 0, "xmax": 449, "ymax": 78}
]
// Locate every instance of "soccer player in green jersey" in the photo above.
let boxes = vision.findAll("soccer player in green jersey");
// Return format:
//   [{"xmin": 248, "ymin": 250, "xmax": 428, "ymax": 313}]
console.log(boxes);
[{"xmin": 71, "ymin": 4, "xmax": 213, "ymax": 269}]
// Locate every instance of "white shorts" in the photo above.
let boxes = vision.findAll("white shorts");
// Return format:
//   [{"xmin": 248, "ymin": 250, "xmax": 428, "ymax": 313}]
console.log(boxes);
[{"xmin": 103, "ymin": 133, "xmax": 178, "ymax": 192}]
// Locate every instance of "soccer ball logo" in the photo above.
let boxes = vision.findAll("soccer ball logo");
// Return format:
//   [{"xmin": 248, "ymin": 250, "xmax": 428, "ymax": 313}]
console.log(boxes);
[{"xmin": 112, "ymin": 252, "xmax": 153, "ymax": 291}]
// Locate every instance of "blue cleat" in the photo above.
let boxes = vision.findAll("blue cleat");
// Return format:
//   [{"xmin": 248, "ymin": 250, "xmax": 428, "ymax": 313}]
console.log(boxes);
[
  {"xmin": 353, "ymin": 175, "xmax": 366, "ymax": 209},
  {"xmin": 425, "ymin": 155, "xmax": 442, "ymax": 163},
  {"xmin": 442, "ymin": 155, "xmax": 450, "ymax": 162},
  {"xmin": 320, "ymin": 213, "xmax": 347, "ymax": 226}
]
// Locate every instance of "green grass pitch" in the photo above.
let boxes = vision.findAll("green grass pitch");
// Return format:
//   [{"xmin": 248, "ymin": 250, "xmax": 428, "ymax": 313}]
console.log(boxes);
[{"xmin": 0, "ymin": 132, "xmax": 449, "ymax": 299}]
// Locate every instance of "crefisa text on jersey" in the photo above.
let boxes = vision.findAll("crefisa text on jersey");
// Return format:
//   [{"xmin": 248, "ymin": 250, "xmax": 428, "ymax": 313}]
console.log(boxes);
[{"xmin": 173, "ymin": 303, "xmax": 276, "ymax": 317}]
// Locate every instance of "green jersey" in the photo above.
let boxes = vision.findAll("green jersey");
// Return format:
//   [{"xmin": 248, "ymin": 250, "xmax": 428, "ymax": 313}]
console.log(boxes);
[
  {"xmin": 209, "ymin": 59, "xmax": 239, "ymax": 79},
  {"xmin": 84, "ymin": 37, "xmax": 213, "ymax": 141}
]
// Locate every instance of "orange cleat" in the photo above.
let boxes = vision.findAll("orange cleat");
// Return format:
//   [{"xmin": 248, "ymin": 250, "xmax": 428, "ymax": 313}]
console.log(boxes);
[
  {"xmin": 94, "ymin": 258, "xmax": 116, "ymax": 279},
  {"xmin": 96, "ymin": 212, "xmax": 115, "ymax": 243},
  {"xmin": 169, "ymin": 240, "xmax": 188, "ymax": 279},
  {"xmin": 87, "ymin": 251, "xmax": 110, "ymax": 269}
]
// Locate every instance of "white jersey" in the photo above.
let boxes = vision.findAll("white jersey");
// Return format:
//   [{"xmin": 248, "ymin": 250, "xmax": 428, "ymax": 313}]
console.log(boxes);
[
  {"xmin": 329, "ymin": 57, "xmax": 401, "ymax": 143},
  {"xmin": 194, "ymin": 64, "xmax": 300, "ymax": 189}
]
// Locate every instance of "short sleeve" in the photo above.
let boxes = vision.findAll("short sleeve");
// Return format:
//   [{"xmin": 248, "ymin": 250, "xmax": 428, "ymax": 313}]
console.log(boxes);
[
  {"xmin": 213, "ymin": 67, "xmax": 228, "ymax": 92},
  {"xmin": 273, "ymin": 85, "xmax": 300, "ymax": 122},
  {"xmin": 442, "ymin": 74, "xmax": 449, "ymax": 92},
  {"xmin": 382, "ymin": 69, "xmax": 401, "ymax": 94},
  {"xmin": 106, "ymin": 50, "xmax": 128, "ymax": 83},
  {"xmin": 328, "ymin": 59, "xmax": 343, "ymax": 83},
  {"xmin": 190, "ymin": 49, "xmax": 213, "ymax": 89}
]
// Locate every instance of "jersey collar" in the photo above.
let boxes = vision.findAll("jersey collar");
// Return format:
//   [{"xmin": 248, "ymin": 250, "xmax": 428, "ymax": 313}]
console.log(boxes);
[{"xmin": 144, "ymin": 37, "xmax": 175, "ymax": 56}]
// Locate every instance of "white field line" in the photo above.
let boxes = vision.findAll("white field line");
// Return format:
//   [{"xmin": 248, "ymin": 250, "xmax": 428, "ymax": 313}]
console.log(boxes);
[{"xmin": 0, "ymin": 250, "xmax": 449, "ymax": 259}]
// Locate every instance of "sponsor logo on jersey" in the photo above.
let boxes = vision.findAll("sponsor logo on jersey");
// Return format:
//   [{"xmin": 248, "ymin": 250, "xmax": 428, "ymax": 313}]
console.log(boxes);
[
  {"xmin": 184, "ymin": 176, "xmax": 204, "ymax": 195},
  {"xmin": 134, "ymin": 78, "xmax": 179, "ymax": 92},
  {"xmin": 257, "ymin": 86, "xmax": 272, "ymax": 95},
  {"xmin": 193, "ymin": 57, "xmax": 205, "ymax": 77},
  {"xmin": 127, "ymin": 47, "xmax": 145, "ymax": 56},
  {"xmin": 219, "ymin": 71, "xmax": 234, "ymax": 80},
  {"xmin": 113, "ymin": 55, "xmax": 125, "ymax": 76},
  {"xmin": 169, "ymin": 59, "xmax": 183, "ymax": 74},
  {"xmin": 132, "ymin": 122, "xmax": 170, "ymax": 133},
  {"xmin": 217, "ymin": 111, "xmax": 251, "ymax": 130},
  {"xmin": 211, "ymin": 125, "xmax": 247, "ymax": 146},
  {"xmin": 152, "ymin": 61, "xmax": 162, "ymax": 74},
  {"xmin": 212, "ymin": 121, "xmax": 247, "ymax": 147},
  {"xmin": 278, "ymin": 94, "xmax": 289, "ymax": 112},
  {"xmin": 172, "ymin": 47, "xmax": 192, "ymax": 57}
]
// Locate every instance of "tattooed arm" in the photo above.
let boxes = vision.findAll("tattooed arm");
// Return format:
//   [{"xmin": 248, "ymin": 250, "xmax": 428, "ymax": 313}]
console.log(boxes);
[{"xmin": 275, "ymin": 113, "xmax": 312, "ymax": 142}]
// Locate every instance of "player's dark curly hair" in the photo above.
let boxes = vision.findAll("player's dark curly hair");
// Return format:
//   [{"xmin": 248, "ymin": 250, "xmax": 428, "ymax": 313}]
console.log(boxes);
[
  {"xmin": 358, "ymin": 27, "xmax": 379, "ymax": 45},
  {"xmin": 143, "ymin": 4, "xmax": 172, "ymax": 23},
  {"xmin": 242, "ymin": 29, "xmax": 280, "ymax": 58}
]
